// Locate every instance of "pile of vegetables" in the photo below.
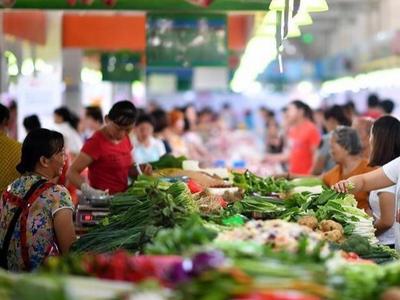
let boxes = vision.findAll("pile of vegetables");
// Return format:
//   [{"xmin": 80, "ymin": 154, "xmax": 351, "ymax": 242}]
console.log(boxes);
[
  {"xmin": 338, "ymin": 235, "xmax": 399, "ymax": 264},
  {"xmin": 216, "ymin": 220, "xmax": 329, "ymax": 256},
  {"xmin": 58, "ymin": 167, "xmax": 400, "ymax": 299},
  {"xmin": 72, "ymin": 176, "xmax": 198, "ymax": 253},
  {"xmin": 233, "ymin": 171, "xmax": 291, "ymax": 196},
  {"xmin": 226, "ymin": 184, "xmax": 377, "ymax": 244}
]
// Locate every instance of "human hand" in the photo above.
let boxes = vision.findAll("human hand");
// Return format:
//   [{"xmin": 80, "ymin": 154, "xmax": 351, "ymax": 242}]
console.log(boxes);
[
  {"xmin": 81, "ymin": 182, "xmax": 109, "ymax": 198},
  {"xmin": 140, "ymin": 164, "xmax": 153, "ymax": 176},
  {"xmin": 331, "ymin": 179, "xmax": 355, "ymax": 194}
]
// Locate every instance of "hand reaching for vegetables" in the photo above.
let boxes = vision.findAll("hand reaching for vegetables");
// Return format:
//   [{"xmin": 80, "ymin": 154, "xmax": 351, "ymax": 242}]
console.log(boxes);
[
  {"xmin": 141, "ymin": 163, "xmax": 153, "ymax": 176},
  {"xmin": 331, "ymin": 179, "xmax": 355, "ymax": 194},
  {"xmin": 81, "ymin": 182, "xmax": 109, "ymax": 198}
]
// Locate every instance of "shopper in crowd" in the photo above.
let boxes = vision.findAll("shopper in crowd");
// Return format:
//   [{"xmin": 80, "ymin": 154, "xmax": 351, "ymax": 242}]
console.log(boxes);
[
  {"xmin": 0, "ymin": 129, "xmax": 76, "ymax": 271},
  {"xmin": 67, "ymin": 101, "xmax": 152, "ymax": 197},
  {"xmin": 244, "ymin": 109, "xmax": 255, "ymax": 130},
  {"xmin": 323, "ymin": 126, "xmax": 374, "ymax": 211},
  {"xmin": 264, "ymin": 100, "xmax": 321, "ymax": 176},
  {"xmin": 23, "ymin": 114, "xmax": 41, "ymax": 134},
  {"xmin": 343, "ymin": 100, "xmax": 358, "ymax": 122},
  {"xmin": 197, "ymin": 107, "xmax": 215, "ymax": 135},
  {"xmin": 0, "ymin": 104, "xmax": 21, "ymax": 194},
  {"xmin": 183, "ymin": 117, "xmax": 208, "ymax": 163},
  {"xmin": 256, "ymin": 107, "xmax": 274, "ymax": 139},
  {"xmin": 82, "ymin": 106, "xmax": 103, "ymax": 140},
  {"xmin": 379, "ymin": 99, "xmax": 395, "ymax": 116},
  {"xmin": 352, "ymin": 117, "xmax": 374, "ymax": 160},
  {"xmin": 8, "ymin": 100, "xmax": 18, "ymax": 140},
  {"xmin": 220, "ymin": 103, "xmax": 237, "ymax": 130},
  {"xmin": 266, "ymin": 117, "xmax": 284, "ymax": 154},
  {"xmin": 363, "ymin": 93, "xmax": 382, "ymax": 119},
  {"xmin": 164, "ymin": 109, "xmax": 189, "ymax": 157},
  {"xmin": 146, "ymin": 101, "xmax": 159, "ymax": 114},
  {"xmin": 54, "ymin": 107, "xmax": 83, "ymax": 158},
  {"xmin": 313, "ymin": 105, "xmax": 351, "ymax": 175},
  {"xmin": 313, "ymin": 108, "xmax": 327, "ymax": 135},
  {"xmin": 152, "ymin": 108, "xmax": 172, "ymax": 154},
  {"xmin": 183, "ymin": 103, "xmax": 198, "ymax": 131},
  {"xmin": 367, "ymin": 116, "xmax": 400, "ymax": 246},
  {"xmin": 131, "ymin": 113, "xmax": 166, "ymax": 164}
]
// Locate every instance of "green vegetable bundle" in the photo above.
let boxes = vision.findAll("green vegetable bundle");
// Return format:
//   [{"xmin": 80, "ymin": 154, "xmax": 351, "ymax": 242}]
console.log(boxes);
[{"xmin": 72, "ymin": 176, "xmax": 198, "ymax": 253}]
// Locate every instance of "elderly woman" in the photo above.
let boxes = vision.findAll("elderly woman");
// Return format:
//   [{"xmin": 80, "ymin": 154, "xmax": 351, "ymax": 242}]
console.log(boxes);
[{"xmin": 322, "ymin": 126, "xmax": 375, "ymax": 211}]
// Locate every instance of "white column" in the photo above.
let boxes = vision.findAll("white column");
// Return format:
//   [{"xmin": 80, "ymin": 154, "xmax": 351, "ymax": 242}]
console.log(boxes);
[{"xmin": 62, "ymin": 48, "xmax": 83, "ymax": 114}]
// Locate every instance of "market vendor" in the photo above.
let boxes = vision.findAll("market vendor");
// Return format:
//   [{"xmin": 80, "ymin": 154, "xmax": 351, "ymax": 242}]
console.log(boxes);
[
  {"xmin": 67, "ymin": 101, "xmax": 152, "ymax": 197},
  {"xmin": 0, "ymin": 129, "xmax": 76, "ymax": 271},
  {"xmin": 323, "ymin": 126, "xmax": 374, "ymax": 211}
]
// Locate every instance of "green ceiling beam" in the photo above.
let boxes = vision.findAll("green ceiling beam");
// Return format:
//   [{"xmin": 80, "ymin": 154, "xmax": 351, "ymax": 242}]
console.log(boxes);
[{"xmin": 10, "ymin": 0, "xmax": 270, "ymax": 11}]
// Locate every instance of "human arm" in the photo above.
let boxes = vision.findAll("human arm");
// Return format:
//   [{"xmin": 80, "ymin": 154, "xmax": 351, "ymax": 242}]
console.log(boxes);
[
  {"xmin": 67, "ymin": 152, "xmax": 108, "ymax": 196},
  {"xmin": 67, "ymin": 152, "xmax": 93, "ymax": 189},
  {"xmin": 264, "ymin": 148, "xmax": 290, "ymax": 164},
  {"xmin": 53, "ymin": 209, "xmax": 76, "ymax": 254},
  {"xmin": 332, "ymin": 168, "xmax": 394, "ymax": 194},
  {"xmin": 312, "ymin": 153, "xmax": 327, "ymax": 176},
  {"xmin": 374, "ymin": 192, "xmax": 395, "ymax": 236},
  {"xmin": 129, "ymin": 163, "xmax": 153, "ymax": 177}
]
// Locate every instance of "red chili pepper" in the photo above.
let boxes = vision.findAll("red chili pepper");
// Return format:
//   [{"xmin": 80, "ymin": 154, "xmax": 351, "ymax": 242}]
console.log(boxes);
[
  {"xmin": 187, "ymin": 179, "xmax": 204, "ymax": 194},
  {"xmin": 218, "ymin": 197, "xmax": 228, "ymax": 208}
]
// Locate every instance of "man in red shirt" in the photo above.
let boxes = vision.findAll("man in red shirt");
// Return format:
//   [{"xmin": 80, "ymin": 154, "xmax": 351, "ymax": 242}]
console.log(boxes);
[
  {"xmin": 67, "ymin": 101, "xmax": 152, "ymax": 197},
  {"xmin": 264, "ymin": 100, "xmax": 321, "ymax": 176},
  {"xmin": 363, "ymin": 94, "xmax": 382, "ymax": 120}
]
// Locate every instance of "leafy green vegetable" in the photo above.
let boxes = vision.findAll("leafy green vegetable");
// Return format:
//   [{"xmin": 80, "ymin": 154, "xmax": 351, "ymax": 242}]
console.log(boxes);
[
  {"xmin": 150, "ymin": 154, "xmax": 187, "ymax": 169},
  {"xmin": 233, "ymin": 171, "xmax": 291, "ymax": 196},
  {"xmin": 336, "ymin": 235, "xmax": 399, "ymax": 264},
  {"xmin": 290, "ymin": 177, "xmax": 324, "ymax": 187},
  {"xmin": 146, "ymin": 216, "xmax": 217, "ymax": 255}
]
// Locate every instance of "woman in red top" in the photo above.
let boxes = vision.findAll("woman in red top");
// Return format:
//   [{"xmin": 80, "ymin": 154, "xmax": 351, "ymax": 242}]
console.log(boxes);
[
  {"xmin": 67, "ymin": 101, "xmax": 151, "ymax": 197},
  {"xmin": 264, "ymin": 100, "xmax": 321, "ymax": 176}
]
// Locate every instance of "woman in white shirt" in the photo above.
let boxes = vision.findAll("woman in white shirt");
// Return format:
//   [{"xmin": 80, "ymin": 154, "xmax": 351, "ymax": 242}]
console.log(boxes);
[
  {"xmin": 54, "ymin": 107, "xmax": 83, "ymax": 158},
  {"xmin": 131, "ymin": 114, "xmax": 166, "ymax": 164},
  {"xmin": 333, "ymin": 116, "xmax": 400, "ymax": 247},
  {"xmin": 366, "ymin": 116, "xmax": 400, "ymax": 246}
]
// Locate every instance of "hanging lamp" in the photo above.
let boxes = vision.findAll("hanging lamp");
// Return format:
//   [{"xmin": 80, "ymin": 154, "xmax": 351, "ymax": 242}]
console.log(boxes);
[
  {"xmin": 265, "ymin": 10, "xmax": 313, "ymax": 26},
  {"xmin": 303, "ymin": 0, "xmax": 328, "ymax": 12},
  {"xmin": 269, "ymin": 0, "xmax": 328, "ymax": 12}
]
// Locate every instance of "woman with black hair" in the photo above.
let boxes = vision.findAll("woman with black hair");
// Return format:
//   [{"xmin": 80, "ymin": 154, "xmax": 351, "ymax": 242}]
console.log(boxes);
[
  {"xmin": 54, "ymin": 106, "xmax": 83, "ymax": 158},
  {"xmin": 131, "ymin": 113, "xmax": 166, "ymax": 164},
  {"xmin": 151, "ymin": 108, "xmax": 172, "ymax": 154},
  {"xmin": 0, "ymin": 129, "xmax": 76, "ymax": 271},
  {"xmin": 67, "ymin": 101, "xmax": 152, "ymax": 197},
  {"xmin": 366, "ymin": 116, "xmax": 400, "ymax": 246},
  {"xmin": 313, "ymin": 105, "xmax": 351, "ymax": 175},
  {"xmin": 264, "ymin": 100, "xmax": 321, "ymax": 175}
]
